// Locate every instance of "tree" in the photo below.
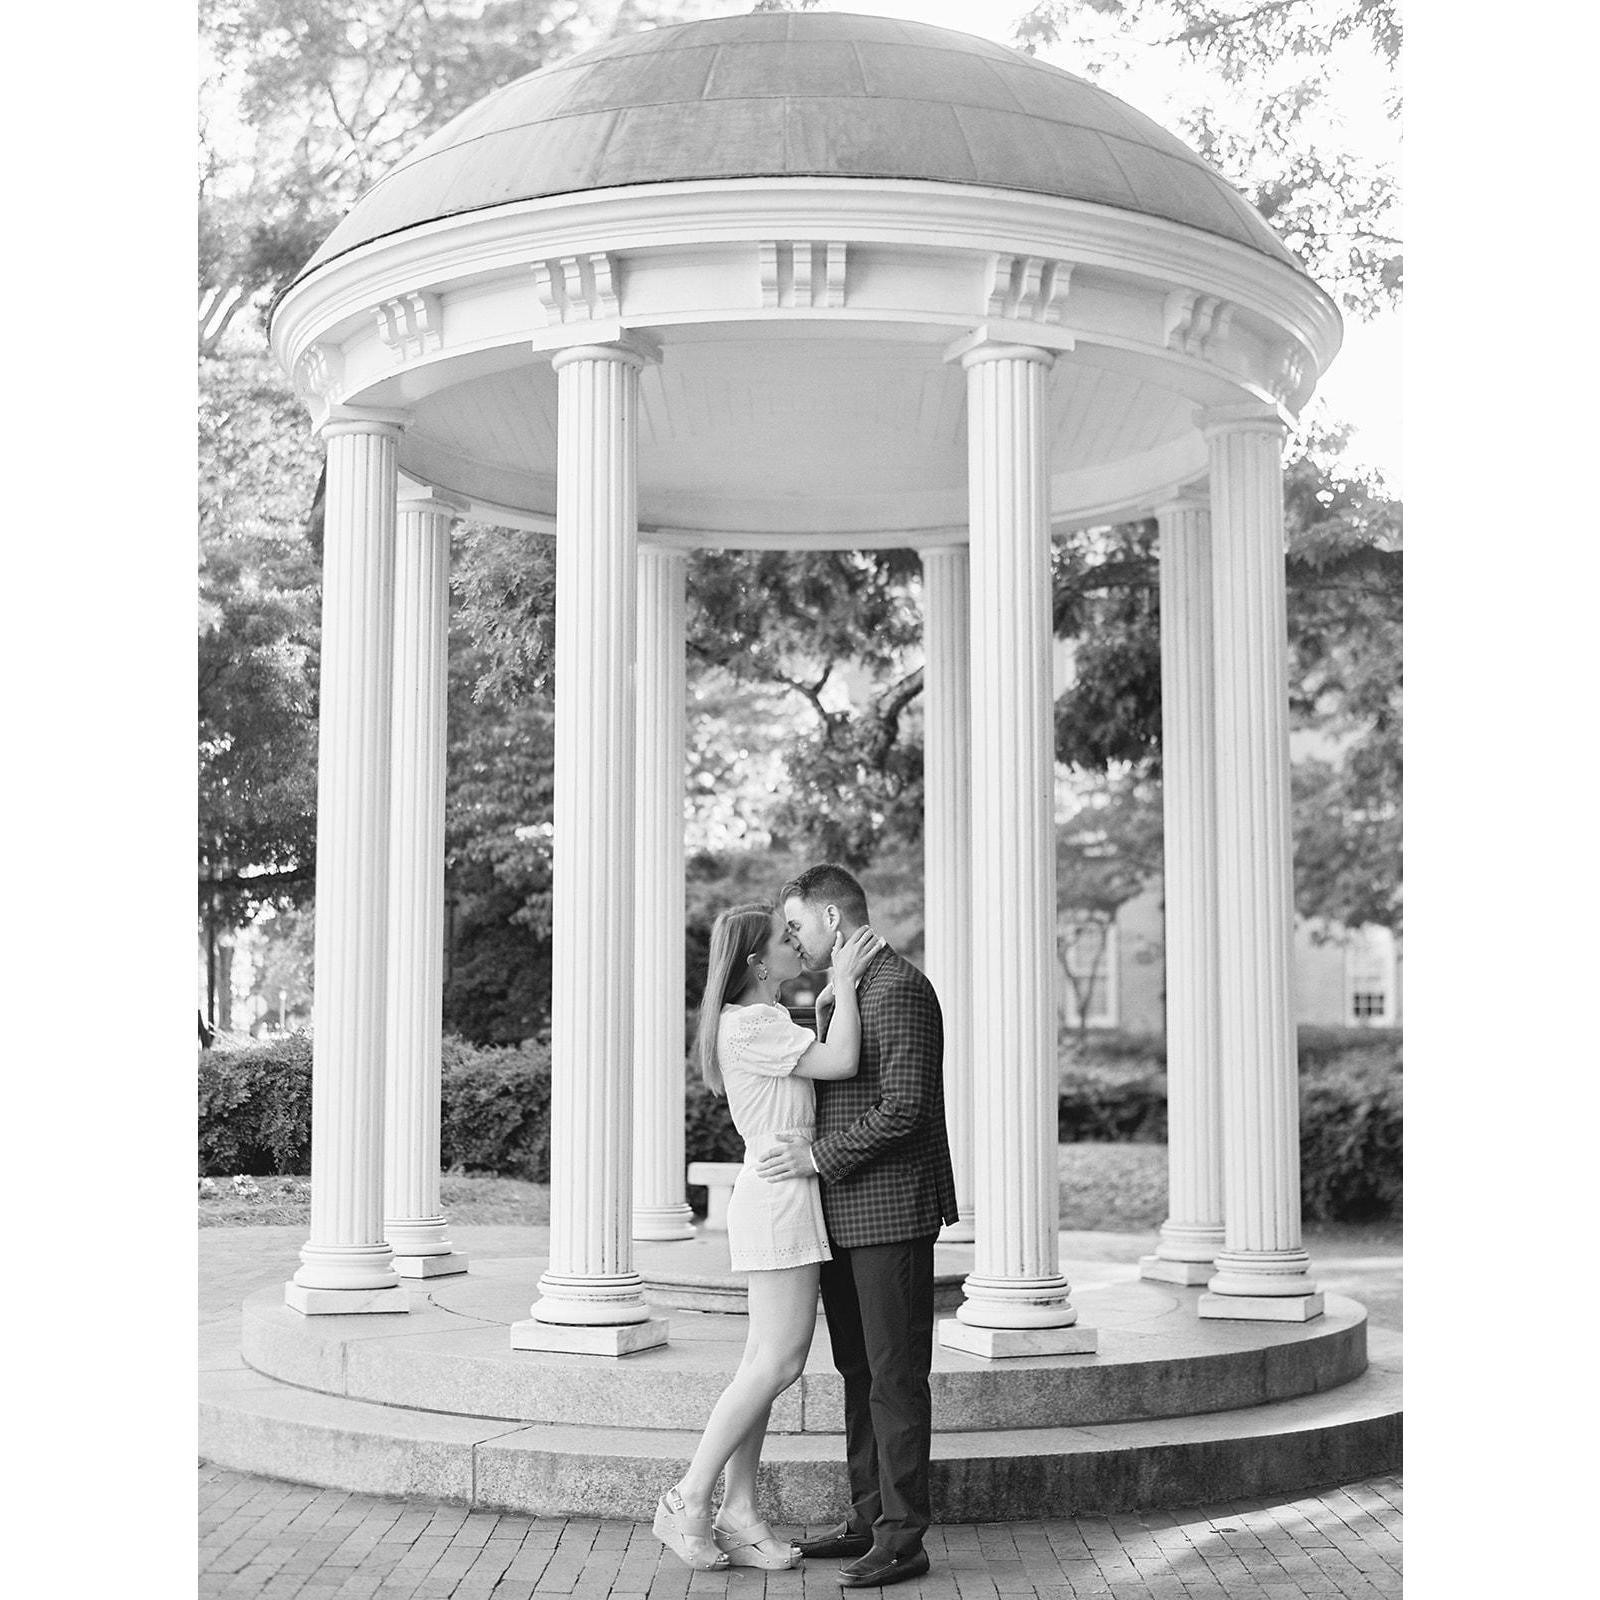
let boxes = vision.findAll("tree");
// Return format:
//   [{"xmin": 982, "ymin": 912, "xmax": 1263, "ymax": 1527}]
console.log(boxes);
[
  {"xmin": 686, "ymin": 549, "xmax": 927, "ymax": 867},
  {"xmin": 1055, "ymin": 768, "xmax": 1165, "ymax": 1043},
  {"xmin": 198, "ymin": 344, "xmax": 325, "ymax": 1019},
  {"xmin": 443, "ymin": 529, "xmax": 560, "ymax": 1042},
  {"xmin": 1046, "ymin": 427, "xmax": 1402, "ymax": 931},
  {"xmin": 199, "ymin": 0, "xmax": 696, "ymax": 344},
  {"xmin": 1012, "ymin": 0, "xmax": 1401, "ymax": 316}
]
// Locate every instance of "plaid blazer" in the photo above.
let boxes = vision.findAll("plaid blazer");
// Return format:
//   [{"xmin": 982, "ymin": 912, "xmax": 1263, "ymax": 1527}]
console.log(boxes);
[{"xmin": 812, "ymin": 946, "xmax": 959, "ymax": 1249}]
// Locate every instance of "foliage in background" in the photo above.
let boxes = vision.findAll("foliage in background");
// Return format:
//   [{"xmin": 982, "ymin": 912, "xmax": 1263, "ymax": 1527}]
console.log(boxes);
[
  {"xmin": 199, "ymin": 1031, "xmax": 314, "ymax": 1175},
  {"xmin": 1012, "ymin": 0, "xmax": 1401, "ymax": 317},
  {"xmin": 1298, "ymin": 1053, "xmax": 1402, "ymax": 1220},
  {"xmin": 198, "ymin": 350, "xmax": 324, "ymax": 925},
  {"xmin": 199, "ymin": 0, "xmax": 697, "ymax": 345},
  {"xmin": 199, "ymin": 1026, "xmax": 1399, "ymax": 1222},
  {"xmin": 438, "ymin": 1035, "xmax": 553, "ymax": 1180},
  {"xmin": 443, "ymin": 586, "xmax": 559, "ymax": 1043},
  {"xmin": 1046, "ymin": 429, "xmax": 1402, "ymax": 931}
]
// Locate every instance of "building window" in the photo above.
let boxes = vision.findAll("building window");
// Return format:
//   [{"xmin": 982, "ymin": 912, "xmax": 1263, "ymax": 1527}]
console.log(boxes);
[
  {"xmin": 1058, "ymin": 917, "xmax": 1118, "ymax": 1029},
  {"xmin": 1345, "ymin": 927, "xmax": 1398, "ymax": 1027}
]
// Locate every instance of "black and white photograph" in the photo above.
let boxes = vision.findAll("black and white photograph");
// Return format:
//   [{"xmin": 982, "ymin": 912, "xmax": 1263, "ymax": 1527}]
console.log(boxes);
[{"xmin": 188, "ymin": 2, "xmax": 1420, "ymax": 1595}]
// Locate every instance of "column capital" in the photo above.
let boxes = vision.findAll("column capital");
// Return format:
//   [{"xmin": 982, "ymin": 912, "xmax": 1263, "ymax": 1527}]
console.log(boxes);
[
  {"xmin": 549, "ymin": 329, "xmax": 662, "ymax": 372},
  {"xmin": 945, "ymin": 327, "xmax": 1063, "ymax": 368},
  {"xmin": 397, "ymin": 485, "xmax": 470, "ymax": 519},
  {"xmin": 636, "ymin": 538, "xmax": 690, "ymax": 563},
  {"xmin": 316, "ymin": 403, "xmax": 411, "ymax": 440},
  {"xmin": 1197, "ymin": 399, "xmax": 1291, "ymax": 438},
  {"xmin": 1153, "ymin": 489, "xmax": 1211, "ymax": 523}
]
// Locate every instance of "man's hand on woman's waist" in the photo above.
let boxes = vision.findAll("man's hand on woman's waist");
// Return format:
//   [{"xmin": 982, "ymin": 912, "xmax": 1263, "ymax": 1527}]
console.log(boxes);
[{"xmin": 755, "ymin": 1134, "xmax": 819, "ymax": 1183}]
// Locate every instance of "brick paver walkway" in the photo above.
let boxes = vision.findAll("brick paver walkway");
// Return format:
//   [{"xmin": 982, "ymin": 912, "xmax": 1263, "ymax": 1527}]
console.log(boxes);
[{"xmin": 199, "ymin": 1465, "xmax": 1401, "ymax": 1599}]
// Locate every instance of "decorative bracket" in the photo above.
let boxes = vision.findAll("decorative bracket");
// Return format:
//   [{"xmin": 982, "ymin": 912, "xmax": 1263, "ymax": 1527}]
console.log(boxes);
[
  {"xmin": 985, "ymin": 255, "xmax": 1072, "ymax": 323},
  {"xmin": 758, "ymin": 241, "xmax": 849, "ymax": 309},
  {"xmin": 533, "ymin": 252, "xmax": 621, "ymax": 323},
  {"xmin": 1268, "ymin": 338, "xmax": 1310, "ymax": 405},
  {"xmin": 373, "ymin": 291, "xmax": 444, "ymax": 361},
  {"xmin": 1164, "ymin": 290, "xmax": 1235, "ymax": 359},
  {"xmin": 291, "ymin": 340, "xmax": 345, "ymax": 403}
]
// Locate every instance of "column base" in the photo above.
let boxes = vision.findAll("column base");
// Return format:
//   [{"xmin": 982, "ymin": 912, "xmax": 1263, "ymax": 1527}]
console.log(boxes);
[
  {"xmin": 631, "ymin": 1207, "xmax": 696, "ymax": 1242},
  {"xmin": 1139, "ymin": 1255, "xmax": 1215, "ymax": 1286},
  {"xmin": 393, "ymin": 1252, "xmax": 470, "ymax": 1279},
  {"xmin": 938, "ymin": 1318, "xmax": 1098, "ymax": 1359},
  {"xmin": 1198, "ymin": 1291, "xmax": 1325, "ymax": 1323},
  {"xmin": 938, "ymin": 1215, "xmax": 977, "ymax": 1244},
  {"xmin": 284, "ymin": 1283, "xmax": 412, "ymax": 1316},
  {"xmin": 509, "ymin": 1317, "xmax": 670, "ymax": 1356}
]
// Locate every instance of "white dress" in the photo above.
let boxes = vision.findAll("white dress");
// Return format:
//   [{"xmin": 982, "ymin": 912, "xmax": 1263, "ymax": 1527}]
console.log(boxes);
[{"xmin": 718, "ymin": 1003, "xmax": 832, "ymax": 1272}]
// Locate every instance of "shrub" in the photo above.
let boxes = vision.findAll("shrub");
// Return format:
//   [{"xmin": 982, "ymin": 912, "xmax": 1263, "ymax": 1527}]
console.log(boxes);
[
  {"xmin": 439, "ymin": 1037, "xmax": 553, "ymax": 1181},
  {"xmin": 1057, "ymin": 1064, "xmax": 1168, "ymax": 1142},
  {"xmin": 198, "ymin": 1032, "xmax": 314, "ymax": 1176},
  {"xmin": 1299, "ymin": 1055, "xmax": 1403, "ymax": 1222},
  {"xmin": 1297, "ymin": 1024, "xmax": 1402, "ymax": 1075}
]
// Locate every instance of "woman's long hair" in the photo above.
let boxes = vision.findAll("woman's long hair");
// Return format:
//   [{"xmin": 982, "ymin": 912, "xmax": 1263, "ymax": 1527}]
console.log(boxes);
[{"xmin": 694, "ymin": 901, "xmax": 776, "ymax": 1096}]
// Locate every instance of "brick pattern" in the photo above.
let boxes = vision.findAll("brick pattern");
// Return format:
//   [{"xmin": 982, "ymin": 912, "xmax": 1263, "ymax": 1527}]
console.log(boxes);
[{"xmin": 200, "ymin": 1466, "xmax": 1402, "ymax": 1599}]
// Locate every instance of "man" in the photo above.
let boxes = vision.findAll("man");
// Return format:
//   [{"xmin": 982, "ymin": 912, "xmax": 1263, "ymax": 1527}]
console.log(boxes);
[{"xmin": 757, "ymin": 863, "xmax": 958, "ymax": 1589}]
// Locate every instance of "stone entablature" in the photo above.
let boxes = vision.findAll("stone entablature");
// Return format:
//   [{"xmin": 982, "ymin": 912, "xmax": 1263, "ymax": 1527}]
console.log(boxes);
[{"xmin": 271, "ymin": 180, "xmax": 1335, "ymax": 545}]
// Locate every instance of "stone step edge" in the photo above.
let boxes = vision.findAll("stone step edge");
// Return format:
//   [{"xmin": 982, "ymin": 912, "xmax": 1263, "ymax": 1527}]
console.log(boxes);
[
  {"xmin": 200, "ymin": 1350, "xmax": 1400, "ymax": 1517},
  {"xmin": 234, "ymin": 1292, "xmax": 1379, "ymax": 1437}
]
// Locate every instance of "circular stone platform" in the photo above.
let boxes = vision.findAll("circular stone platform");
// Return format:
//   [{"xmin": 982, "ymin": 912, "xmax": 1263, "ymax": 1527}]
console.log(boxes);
[{"xmin": 202, "ymin": 1244, "xmax": 1400, "ymax": 1519}]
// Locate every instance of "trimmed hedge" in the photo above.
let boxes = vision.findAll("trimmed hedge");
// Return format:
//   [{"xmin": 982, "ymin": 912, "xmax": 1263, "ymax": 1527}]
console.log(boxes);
[
  {"xmin": 439, "ymin": 1036, "xmax": 553, "ymax": 1181},
  {"xmin": 199, "ymin": 1026, "xmax": 1401, "ymax": 1222},
  {"xmin": 198, "ymin": 1033, "xmax": 554, "ymax": 1180},
  {"xmin": 1298, "ymin": 1055, "xmax": 1402, "ymax": 1221},
  {"xmin": 1057, "ymin": 1064, "xmax": 1169, "ymax": 1143},
  {"xmin": 199, "ymin": 1032, "xmax": 313, "ymax": 1176}
]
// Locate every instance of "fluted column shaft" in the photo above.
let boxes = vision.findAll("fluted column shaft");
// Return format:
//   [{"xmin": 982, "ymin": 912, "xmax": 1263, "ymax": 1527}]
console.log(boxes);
[
  {"xmin": 515, "ymin": 339, "xmax": 667, "ymax": 1354},
  {"xmin": 288, "ymin": 413, "xmax": 409, "ymax": 1314},
  {"xmin": 942, "ymin": 344, "xmax": 1094, "ymax": 1357},
  {"xmin": 1198, "ymin": 405, "xmax": 1322, "ymax": 1322},
  {"xmin": 1141, "ymin": 496, "xmax": 1226, "ymax": 1284},
  {"xmin": 632, "ymin": 544, "xmax": 695, "ymax": 1241},
  {"xmin": 383, "ymin": 489, "xmax": 468, "ymax": 1278},
  {"xmin": 921, "ymin": 546, "xmax": 975, "ymax": 1244}
]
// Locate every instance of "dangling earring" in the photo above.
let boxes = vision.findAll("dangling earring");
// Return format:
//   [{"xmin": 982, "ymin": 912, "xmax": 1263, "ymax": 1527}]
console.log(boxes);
[{"xmin": 756, "ymin": 965, "xmax": 770, "ymax": 983}]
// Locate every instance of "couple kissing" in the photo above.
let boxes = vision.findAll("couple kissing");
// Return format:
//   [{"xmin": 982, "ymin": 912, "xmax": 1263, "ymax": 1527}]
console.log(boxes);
[{"xmin": 653, "ymin": 861, "xmax": 958, "ymax": 1589}]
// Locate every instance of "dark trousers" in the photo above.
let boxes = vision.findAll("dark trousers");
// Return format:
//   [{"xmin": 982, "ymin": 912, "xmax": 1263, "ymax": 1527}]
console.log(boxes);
[{"xmin": 818, "ymin": 1235, "xmax": 937, "ymax": 1555}]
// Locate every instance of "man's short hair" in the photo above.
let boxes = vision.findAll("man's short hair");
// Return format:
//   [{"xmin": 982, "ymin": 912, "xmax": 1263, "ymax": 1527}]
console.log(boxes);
[{"xmin": 780, "ymin": 862, "xmax": 870, "ymax": 924}]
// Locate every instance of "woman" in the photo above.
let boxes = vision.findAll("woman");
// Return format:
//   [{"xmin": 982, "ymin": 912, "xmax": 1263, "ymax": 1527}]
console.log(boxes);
[{"xmin": 653, "ymin": 900, "xmax": 883, "ymax": 1571}]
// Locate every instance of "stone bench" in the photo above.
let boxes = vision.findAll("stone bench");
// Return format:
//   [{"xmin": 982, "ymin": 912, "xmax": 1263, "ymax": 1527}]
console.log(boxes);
[{"xmin": 686, "ymin": 1160, "xmax": 742, "ymax": 1231}]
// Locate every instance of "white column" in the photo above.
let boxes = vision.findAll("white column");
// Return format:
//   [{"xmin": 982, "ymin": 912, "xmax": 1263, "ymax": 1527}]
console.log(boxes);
[
  {"xmin": 939, "ymin": 343, "xmax": 1095, "ymax": 1359},
  {"xmin": 511, "ymin": 337, "xmax": 669, "ymax": 1356},
  {"xmin": 1197, "ymin": 403, "xmax": 1323, "ymax": 1323},
  {"xmin": 632, "ymin": 544, "xmax": 695, "ymax": 1242},
  {"xmin": 921, "ymin": 545, "xmax": 975, "ymax": 1244},
  {"xmin": 1141, "ymin": 495, "xmax": 1226, "ymax": 1284},
  {"xmin": 287, "ymin": 408, "xmax": 411, "ymax": 1316},
  {"xmin": 384, "ymin": 488, "xmax": 469, "ymax": 1278}
]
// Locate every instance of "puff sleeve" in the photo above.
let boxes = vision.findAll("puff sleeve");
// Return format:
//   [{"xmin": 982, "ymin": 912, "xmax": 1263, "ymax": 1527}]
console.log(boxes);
[{"xmin": 721, "ymin": 1004, "xmax": 815, "ymax": 1077}]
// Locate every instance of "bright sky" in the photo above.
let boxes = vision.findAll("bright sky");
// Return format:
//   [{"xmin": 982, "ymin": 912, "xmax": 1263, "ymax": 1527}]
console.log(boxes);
[{"xmin": 812, "ymin": 0, "xmax": 1403, "ymax": 490}]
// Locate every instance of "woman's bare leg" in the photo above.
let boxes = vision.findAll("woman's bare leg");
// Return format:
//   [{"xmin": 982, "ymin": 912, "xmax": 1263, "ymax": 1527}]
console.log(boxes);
[
  {"xmin": 716, "ymin": 1398, "xmax": 772, "ymax": 1526},
  {"xmin": 674, "ymin": 1263, "xmax": 820, "ymax": 1519}
]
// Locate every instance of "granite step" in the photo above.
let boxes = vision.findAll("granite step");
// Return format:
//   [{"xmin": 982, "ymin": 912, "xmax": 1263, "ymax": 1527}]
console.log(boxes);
[
  {"xmin": 238, "ymin": 1260, "xmax": 1373, "ymax": 1433},
  {"xmin": 200, "ymin": 1320, "xmax": 1401, "ymax": 1520}
]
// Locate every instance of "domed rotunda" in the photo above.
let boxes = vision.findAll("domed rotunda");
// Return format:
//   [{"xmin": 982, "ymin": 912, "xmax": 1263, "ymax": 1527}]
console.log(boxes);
[{"xmin": 210, "ymin": 10, "xmax": 1392, "ymax": 1518}]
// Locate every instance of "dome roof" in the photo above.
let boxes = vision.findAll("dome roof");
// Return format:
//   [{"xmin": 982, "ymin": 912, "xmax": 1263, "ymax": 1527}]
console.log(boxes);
[{"xmin": 299, "ymin": 9, "xmax": 1301, "ymax": 278}]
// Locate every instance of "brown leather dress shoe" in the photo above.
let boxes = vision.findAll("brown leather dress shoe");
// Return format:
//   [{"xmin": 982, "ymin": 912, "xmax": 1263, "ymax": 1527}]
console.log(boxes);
[
  {"xmin": 838, "ymin": 1546, "xmax": 931, "ymax": 1587},
  {"xmin": 793, "ymin": 1524, "xmax": 874, "ymax": 1559}
]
